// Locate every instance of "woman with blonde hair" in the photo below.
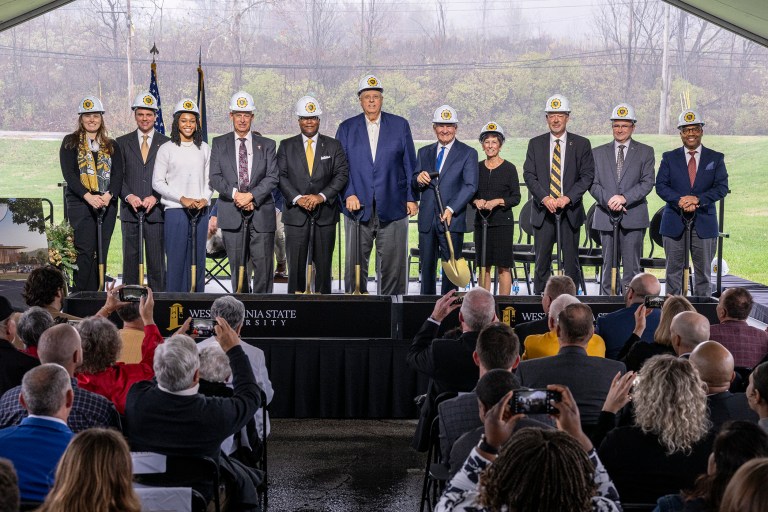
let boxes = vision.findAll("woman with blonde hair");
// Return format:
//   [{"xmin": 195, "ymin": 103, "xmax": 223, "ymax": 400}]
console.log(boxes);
[
  {"xmin": 598, "ymin": 355, "xmax": 714, "ymax": 504},
  {"xmin": 618, "ymin": 295, "xmax": 694, "ymax": 372},
  {"xmin": 37, "ymin": 428, "xmax": 141, "ymax": 512}
]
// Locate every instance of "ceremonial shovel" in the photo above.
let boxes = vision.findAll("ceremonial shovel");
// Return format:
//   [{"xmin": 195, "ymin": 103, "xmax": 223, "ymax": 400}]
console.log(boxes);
[
  {"xmin": 299, "ymin": 208, "xmax": 320, "ymax": 294},
  {"xmin": 554, "ymin": 209, "xmax": 564, "ymax": 276},
  {"xmin": 681, "ymin": 210, "xmax": 697, "ymax": 296},
  {"xmin": 96, "ymin": 205, "xmax": 106, "ymax": 291},
  {"xmin": 608, "ymin": 210, "xmax": 624, "ymax": 296},
  {"xmin": 136, "ymin": 208, "xmax": 145, "ymax": 286},
  {"xmin": 477, "ymin": 207, "xmax": 492, "ymax": 289},
  {"xmin": 430, "ymin": 173, "xmax": 471, "ymax": 288},
  {"xmin": 186, "ymin": 207, "xmax": 204, "ymax": 293},
  {"xmin": 351, "ymin": 205, "xmax": 365, "ymax": 295},
  {"xmin": 236, "ymin": 208, "xmax": 254, "ymax": 293}
]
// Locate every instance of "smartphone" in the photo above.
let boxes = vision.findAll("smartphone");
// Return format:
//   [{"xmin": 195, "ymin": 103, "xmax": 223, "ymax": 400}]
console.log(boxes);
[
  {"xmin": 510, "ymin": 389, "xmax": 561, "ymax": 415},
  {"xmin": 119, "ymin": 285, "xmax": 148, "ymax": 302},
  {"xmin": 451, "ymin": 296, "xmax": 464, "ymax": 306},
  {"xmin": 644, "ymin": 295, "xmax": 667, "ymax": 309},
  {"xmin": 190, "ymin": 318, "xmax": 215, "ymax": 338}
]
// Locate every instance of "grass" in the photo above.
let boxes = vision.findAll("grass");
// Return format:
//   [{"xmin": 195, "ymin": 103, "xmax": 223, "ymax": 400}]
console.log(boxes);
[{"xmin": 0, "ymin": 133, "xmax": 765, "ymax": 286}]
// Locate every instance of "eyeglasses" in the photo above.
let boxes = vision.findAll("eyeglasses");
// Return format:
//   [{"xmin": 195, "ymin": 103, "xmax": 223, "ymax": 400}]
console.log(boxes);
[{"xmin": 680, "ymin": 126, "xmax": 702, "ymax": 135}]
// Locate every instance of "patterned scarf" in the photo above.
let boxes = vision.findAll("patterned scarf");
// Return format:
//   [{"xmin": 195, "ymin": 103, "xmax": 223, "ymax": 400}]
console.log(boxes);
[{"xmin": 77, "ymin": 132, "xmax": 111, "ymax": 193}]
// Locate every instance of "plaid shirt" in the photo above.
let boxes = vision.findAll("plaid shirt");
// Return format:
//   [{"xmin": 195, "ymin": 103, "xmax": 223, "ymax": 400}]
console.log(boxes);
[
  {"xmin": 710, "ymin": 320, "xmax": 768, "ymax": 368},
  {"xmin": 0, "ymin": 378, "xmax": 121, "ymax": 432}
]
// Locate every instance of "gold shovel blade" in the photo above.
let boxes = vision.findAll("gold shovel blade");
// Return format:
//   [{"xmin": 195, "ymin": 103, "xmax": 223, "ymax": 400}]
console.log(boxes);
[{"xmin": 442, "ymin": 257, "xmax": 471, "ymax": 288}]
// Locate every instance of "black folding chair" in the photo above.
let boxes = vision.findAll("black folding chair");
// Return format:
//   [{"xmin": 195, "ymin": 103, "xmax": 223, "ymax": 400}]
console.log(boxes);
[
  {"xmin": 512, "ymin": 199, "xmax": 536, "ymax": 295},
  {"xmin": 419, "ymin": 392, "xmax": 457, "ymax": 512},
  {"xmin": 577, "ymin": 204, "xmax": 603, "ymax": 295}
]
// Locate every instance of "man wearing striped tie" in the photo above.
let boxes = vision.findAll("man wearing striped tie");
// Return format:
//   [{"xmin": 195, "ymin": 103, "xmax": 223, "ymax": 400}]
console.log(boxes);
[{"xmin": 523, "ymin": 94, "xmax": 595, "ymax": 295}]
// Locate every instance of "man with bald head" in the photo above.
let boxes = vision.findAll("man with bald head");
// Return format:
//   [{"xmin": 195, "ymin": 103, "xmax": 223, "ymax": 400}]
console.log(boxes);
[
  {"xmin": 596, "ymin": 272, "xmax": 662, "ymax": 359},
  {"xmin": 670, "ymin": 311, "xmax": 710, "ymax": 357},
  {"xmin": 522, "ymin": 294, "xmax": 606, "ymax": 360},
  {"xmin": 0, "ymin": 323, "xmax": 120, "ymax": 431},
  {"xmin": 710, "ymin": 287, "xmax": 768, "ymax": 368},
  {"xmin": 690, "ymin": 340, "xmax": 757, "ymax": 430},
  {"xmin": 514, "ymin": 275, "xmax": 576, "ymax": 342}
]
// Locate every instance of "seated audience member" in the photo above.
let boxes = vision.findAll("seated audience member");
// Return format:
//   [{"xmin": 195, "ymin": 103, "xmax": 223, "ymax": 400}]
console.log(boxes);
[
  {"xmin": 0, "ymin": 458, "xmax": 19, "ymax": 512},
  {"xmin": 516, "ymin": 303, "xmax": 625, "ymax": 426},
  {"xmin": 0, "ymin": 364, "xmax": 74, "ymax": 503},
  {"xmin": 670, "ymin": 311, "xmax": 710, "ymax": 358},
  {"xmin": 719, "ymin": 457, "xmax": 768, "ymax": 512},
  {"xmin": 656, "ymin": 421, "xmax": 768, "ymax": 512},
  {"xmin": 76, "ymin": 288, "xmax": 165, "ymax": 414},
  {"xmin": 514, "ymin": 275, "xmax": 576, "ymax": 343},
  {"xmin": 0, "ymin": 324, "xmax": 120, "ymax": 431},
  {"xmin": 521, "ymin": 294, "xmax": 606, "ymax": 360},
  {"xmin": 746, "ymin": 361, "xmax": 768, "ymax": 432},
  {"xmin": 0, "ymin": 296, "xmax": 38, "ymax": 395},
  {"xmin": 408, "ymin": 288, "xmax": 496, "ymax": 451},
  {"xmin": 599, "ymin": 355, "xmax": 714, "ymax": 504},
  {"xmin": 435, "ymin": 385, "xmax": 621, "ymax": 512},
  {"xmin": 618, "ymin": 295, "xmax": 693, "ymax": 372},
  {"xmin": 116, "ymin": 303, "xmax": 145, "ymax": 364},
  {"xmin": 438, "ymin": 323, "xmax": 520, "ymax": 466},
  {"xmin": 596, "ymin": 272, "xmax": 662, "ymax": 359},
  {"xmin": 36, "ymin": 428, "xmax": 141, "ymax": 512},
  {"xmin": 710, "ymin": 287, "xmax": 768, "ymax": 368},
  {"xmin": 690, "ymin": 340, "xmax": 758, "ymax": 430},
  {"xmin": 125, "ymin": 324, "xmax": 262, "ymax": 510},
  {"xmin": 16, "ymin": 306, "xmax": 54, "ymax": 358},
  {"xmin": 197, "ymin": 295, "xmax": 273, "ymax": 439},
  {"xmin": 447, "ymin": 368, "xmax": 552, "ymax": 477}
]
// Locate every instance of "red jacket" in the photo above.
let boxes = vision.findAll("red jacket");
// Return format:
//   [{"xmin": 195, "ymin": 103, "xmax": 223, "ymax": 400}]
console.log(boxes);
[{"xmin": 77, "ymin": 324, "xmax": 162, "ymax": 414}]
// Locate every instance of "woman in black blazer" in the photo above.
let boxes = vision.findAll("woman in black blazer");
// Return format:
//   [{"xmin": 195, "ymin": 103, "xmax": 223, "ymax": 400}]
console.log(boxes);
[
  {"xmin": 472, "ymin": 122, "xmax": 521, "ymax": 295},
  {"xmin": 59, "ymin": 96, "xmax": 122, "ymax": 292}
]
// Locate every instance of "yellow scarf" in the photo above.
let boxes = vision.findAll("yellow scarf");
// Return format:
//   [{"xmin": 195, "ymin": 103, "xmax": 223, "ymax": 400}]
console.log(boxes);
[{"xmin": 77, "ymin": 133, "xmax": 111, "ymax": 193}]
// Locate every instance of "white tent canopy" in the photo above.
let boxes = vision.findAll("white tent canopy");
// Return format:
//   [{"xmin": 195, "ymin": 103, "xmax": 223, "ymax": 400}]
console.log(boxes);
[
  {"xmin": 663, "ymin": 0, "xmax": 768, "ymax": 47},
  {"xmin": 0, "ymin": 0, "xmax": 76, "ymax": 33}
]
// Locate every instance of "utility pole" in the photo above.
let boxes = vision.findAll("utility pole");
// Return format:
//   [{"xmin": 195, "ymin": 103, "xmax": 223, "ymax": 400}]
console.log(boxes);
[
  {"xmin": 658, "ymin": 2, "xmax": 670, "ymax": 134},
  {"xmin": 126, "ymin": 0, "xmax": 134, "ymax": 102}
]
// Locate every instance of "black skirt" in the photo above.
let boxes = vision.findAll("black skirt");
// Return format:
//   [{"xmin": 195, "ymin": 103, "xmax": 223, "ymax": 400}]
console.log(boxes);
[{"xmin": 474, "ymin": 223, "xmax": 515, "ymax": 268}]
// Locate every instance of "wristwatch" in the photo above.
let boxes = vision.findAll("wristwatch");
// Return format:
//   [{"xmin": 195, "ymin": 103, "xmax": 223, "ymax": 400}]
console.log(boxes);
[{"xmin": 477, "ymin": 434, "xmax": 499, "ymax": 455}]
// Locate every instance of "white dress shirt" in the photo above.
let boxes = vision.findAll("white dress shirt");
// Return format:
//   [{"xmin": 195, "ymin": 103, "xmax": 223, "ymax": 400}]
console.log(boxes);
[
  {"xmin": 137, "ymin": 128, "xmax": 155, "ymax": 148},
  {"xmin": 366, "ymin": 115, "xmax": 380, "ymax": 162}
]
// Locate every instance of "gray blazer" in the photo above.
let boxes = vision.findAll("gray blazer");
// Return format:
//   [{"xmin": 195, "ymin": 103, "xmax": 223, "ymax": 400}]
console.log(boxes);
[
  {"xmin": 209, "ymin": 132, "xmax": 278, "ymax": 232},
  {"xmin": 590, "ymin": 138, "xmax": 655, "ymax": 231},
  {"xmin": 515, "ymin": 345, "xmax": 625, "ymax": 424}
]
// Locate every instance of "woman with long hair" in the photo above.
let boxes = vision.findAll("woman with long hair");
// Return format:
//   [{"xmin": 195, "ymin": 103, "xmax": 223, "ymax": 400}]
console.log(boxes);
[
  {"xmin": 152, "ymin": 98, "xmax": 212, "ymax": 292},
  {"xmin": 599, "ymin": 355, "xmax": 713, "ymax": 504},
  {"xmin": 59, "ymin": 96, "xmax": 123, "ymax": 292},
  {"xmin": 720, "ymin": 457, "xmax": 768, "ymax": 512},
  {"xmin": 37, "ymin": 428, "xmax": 141, "ymax": 512}
]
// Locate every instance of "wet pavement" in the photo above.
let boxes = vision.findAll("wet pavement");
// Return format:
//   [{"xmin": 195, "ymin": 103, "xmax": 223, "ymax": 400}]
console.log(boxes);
[{"xmin": 266, "ymin": 419, "xmax": 425, "ymax": 511}]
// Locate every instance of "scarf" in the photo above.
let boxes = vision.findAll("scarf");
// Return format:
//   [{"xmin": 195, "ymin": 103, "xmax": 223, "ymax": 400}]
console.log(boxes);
[{"xmin": 77, "ymin": 132, "xmax": 111, "ymax": 193}]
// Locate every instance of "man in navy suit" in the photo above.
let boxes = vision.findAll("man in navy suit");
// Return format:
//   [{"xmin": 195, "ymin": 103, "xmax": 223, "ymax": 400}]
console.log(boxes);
[
  {"xmin": 0, "ymin": 364, "xmax": 74, "ymax": 503},
  {"xmin": 336, "ymin": 74, "xmax": 418, "ymax": 295},
  {"xmin": 523, "ymin": 94, "xmax": 595, "ymax": 294},
  {"xmin": 209, "ymin": 91, "xmax": 279, "ymax": 293},
  {"xmin": 656, "ymin": 109, "xmax": 728, "ymax": 297},
  {"xmin": 414, "ymin": 105, "xmax": 478, "ymax": 295}
]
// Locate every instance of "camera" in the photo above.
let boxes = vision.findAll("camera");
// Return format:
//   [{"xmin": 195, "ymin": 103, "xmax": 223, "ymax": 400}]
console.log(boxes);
[
  {"xmin": 644, "ymin": 295, "xmax": 667, "ymax": 309},
  {"xmin": 190, "ymin": 318, "xmax": 215, "ymax": 338},
  {"xmin": 451, "ymin": 295, "xmax": 464, "ymax": 306},
  {"xmin": 119, "ymin": 285, "xmax": 148, "ymax": 303},
  {"xmin": 510, "ymin": 389, "xmax": 561, "ymax": 415}
]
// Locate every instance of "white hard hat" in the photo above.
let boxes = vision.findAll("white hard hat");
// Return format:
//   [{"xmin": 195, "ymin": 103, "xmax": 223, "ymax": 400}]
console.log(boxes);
[
  {"xmin": 132, "ymin": 92, "xmax": 159, "ymax": 111},
  {"xmin": 677, "ymin": 109, "xmax": 705, "ymax": 129},
  {"xmin": 357, "ymin": 74, "xmax": 383, "ymax": 95},
  {"xmin": 544, "ymin": 94, "xmax": 571, "ymax": 113},
  {"xmin": 479, "ymin": 121, "xmax": 504, "ymax": 142},
  {"xmin": 432, "ymin": 104, "xmax": 458, "ymax": 124},
  {"xmin": 610, "ymin": 103, "xmax": 636, "ymax": 123},
  {"xmin": 78, "ymin": 96, "xmax": 105, "ymax": 115},
  {"xmin": 295, "ymin": 95, "xmax": 322, "ymax": 117},
  {"xmin": 711, "ymin": 258, "xmax": 729, "ymax": 276},
  {"xmin": 229, "ymin": 91, "xmax": 255, "ymax": 112},
  {"xmin": 174, "ymin": 98, "xmax": 199, "ymax": 116}
]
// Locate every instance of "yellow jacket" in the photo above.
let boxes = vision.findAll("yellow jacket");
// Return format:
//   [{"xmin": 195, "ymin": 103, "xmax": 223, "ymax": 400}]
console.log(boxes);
[{"xmin": 522, "ymin": 330, "xmax": 606, "ymax": 360}]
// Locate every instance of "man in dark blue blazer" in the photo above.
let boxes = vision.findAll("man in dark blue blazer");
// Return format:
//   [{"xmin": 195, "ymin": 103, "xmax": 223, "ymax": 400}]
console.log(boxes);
[
  {"xmin": 656, "ymin": 109, "xmax": 728, "ymax": 297},
  {"xmin": 523, "ymin": 94, "xmax": 595, "ymax": 294},
  {"xmin": 0, "ymin": 364, "xmax": 74, "ymax": 503},
  {"xmin": 413, "ymin": 105, "xmax": 478, "ymax": 295},
  {"xmin": 336, "ymin": 74, "xmax": 418, "ymax": 295}
]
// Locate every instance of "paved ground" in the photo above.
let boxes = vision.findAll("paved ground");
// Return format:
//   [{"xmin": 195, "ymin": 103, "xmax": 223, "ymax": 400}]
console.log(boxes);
[{"xmin": 266, "ymin": 419, "xmax": 425, "ymax": 512}]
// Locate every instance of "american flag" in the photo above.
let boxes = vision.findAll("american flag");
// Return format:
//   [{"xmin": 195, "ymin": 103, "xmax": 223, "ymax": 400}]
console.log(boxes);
[
  {"xmin": 149, "ymin": 61, "xmax": 165, "ymax": 135},
  {"xmin": 197, "ymin": 49, "xmax": 208, "ymax": 143}
]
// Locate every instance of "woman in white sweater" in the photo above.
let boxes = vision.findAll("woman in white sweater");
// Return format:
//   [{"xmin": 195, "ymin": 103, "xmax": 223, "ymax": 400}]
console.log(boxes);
[{"xmin": 152, "ymin": 98, "xmax": 212, "ymax": 292}]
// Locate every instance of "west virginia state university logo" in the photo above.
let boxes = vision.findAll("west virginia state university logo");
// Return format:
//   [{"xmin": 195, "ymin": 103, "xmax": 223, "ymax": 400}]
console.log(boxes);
[
  {"xmin": 306, "ymin": 102, "xmax": 316, "ymax": 113},
  {"xmin": 487, "ymin": 123, "xmax": 497, "ymax": 131},
  {"xmin": 168, "ymin": 303, "xmax": 184, "ymax": 331},
  {"xmin": 684, "ymin": 112, "xmax": 696, "ymax": 123},
  {"xmin": 551, "ymin": 98, "xmax": 561, "ymax": 110},
  {"xmin": 82, "ymin": 99, "xmax": 94, "ymax": 110},
  {"xmin": 237, "ymin": 97, "xmax": 248, "ymax": 108},
  {"xmin": 183, "ymin": 100, "xmax": 194, "ymax": 111},
  {"xmin": 617, "ymin": 107, "xmax": 628, "ymax": 117},
  {"xmin": 502, "ymin": 306, "xmax": 516, "ymax": 326},
  {"xmin": 441, "ymin": 109, "xmax": 452, "ymax": 121},
  {"xmin": 143, "ymin": 95, "xmax": 154, "ymax": 106},
  {"xmin": 367, "ymin": 77, "xmax": 378, "ymax": 87}
]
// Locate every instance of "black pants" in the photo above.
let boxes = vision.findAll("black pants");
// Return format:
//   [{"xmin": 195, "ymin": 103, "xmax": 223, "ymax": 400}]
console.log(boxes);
[{"xmin": 66, "ymin": 196, "xmax": 117, "ymax": 292}]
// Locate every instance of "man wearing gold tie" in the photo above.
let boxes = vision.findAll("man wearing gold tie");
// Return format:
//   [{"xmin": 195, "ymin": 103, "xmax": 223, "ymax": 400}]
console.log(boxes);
[
  {"xmin": 523, "ymin": 94, "xmax": 595, "ymax": 295},
  {"xmin": 117, "ymin": 92, "xmax": 169, "ymax": 291},
  {"xmin": 277, "ymin": 95, "xmax": 349, "ymax": 294}
]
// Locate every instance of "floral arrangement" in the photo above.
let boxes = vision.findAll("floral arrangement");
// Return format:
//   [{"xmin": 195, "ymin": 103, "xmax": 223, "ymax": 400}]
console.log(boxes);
[{"xmin": 46, "ymin": 222, "xmax": 78, "ymax": 277}]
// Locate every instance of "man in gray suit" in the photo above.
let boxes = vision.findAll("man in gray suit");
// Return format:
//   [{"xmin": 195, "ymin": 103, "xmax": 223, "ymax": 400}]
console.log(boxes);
[
  {"xmin": 516, "ymin": 302, "xmax": 626, "ymax": 426},
  {"xmin": 117, "ymin": 92, "xmax": 169, "ymax": 290},
  {"xmin": 590, "ymin": 104, "xmax": 655, "ymax": 295},
  {"xmin": 209, "ymin": 91, "xmax": 279, "ymax": 293}
]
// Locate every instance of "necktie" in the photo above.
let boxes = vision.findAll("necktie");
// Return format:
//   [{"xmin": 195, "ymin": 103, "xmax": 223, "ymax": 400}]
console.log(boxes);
[
  {"xmin": 688, "ymin": 150, "xmax": 697, "ymax": 187},
  {"xmin": 141, "ymin": 134, "xmax": 149, "ymax": 163},
  {"xmin": 616, "ymin": 144, "xmax": 626, "ymax": 181},
  {"xmin": 306, "ymin": 139, "xmax": 315, "ymax": 176},
  {"xmin": 550, "ymin": 139, "xmax": 562, "ymax": 198},
  {"xmin": 436, "ymin": 146, "xmax": 446, "ymax": 173},
  {"xmin": 238, "ymin": 138, "xmax": 249, "ymax": 192}
]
